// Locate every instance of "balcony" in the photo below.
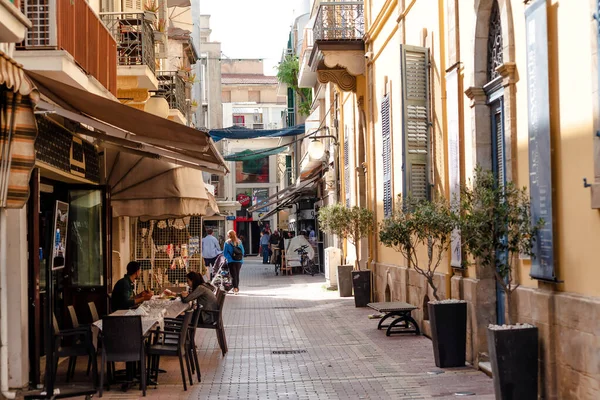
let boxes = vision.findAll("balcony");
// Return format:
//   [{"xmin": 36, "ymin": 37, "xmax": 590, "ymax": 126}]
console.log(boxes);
[
  {"xmin": 100, "ymin": 12, "xmax": 158, "ymax": 90},
  {"xmin": 307, "ymin": 1, "xmax": 366, "ymax": 92},
  {"xmin": 157, "ymin": 71, "xmax": 187, "ymax": 124},
  {"xmin": 16, "ymin": 0, "xmax": 117, "ymax": 97},
  {"xmin": 1, "ymin": 0, "xmax": 31, "ymax": 43}
]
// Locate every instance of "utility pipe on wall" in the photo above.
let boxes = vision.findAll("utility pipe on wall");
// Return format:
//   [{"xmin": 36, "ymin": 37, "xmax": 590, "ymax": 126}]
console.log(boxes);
[{"xmin": 0, "ymin": 209, "xmax": 17, "ymax": 399}]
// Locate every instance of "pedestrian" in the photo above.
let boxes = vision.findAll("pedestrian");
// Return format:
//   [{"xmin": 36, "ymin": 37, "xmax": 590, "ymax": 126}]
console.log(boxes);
[
  {"xmin": 269, "ymin": 230, "xmax": 280, "ymax": 263},
  {"xmin": 259, "ymin": 229, "xmax": 271, "ymax": 264},
  {"xmin": 202, "ymin": 228, "xmax": 222, "ymax": 278},
  {"xmin": 223, "ymin": 230, "xmax": 245, "ymax": 294}
]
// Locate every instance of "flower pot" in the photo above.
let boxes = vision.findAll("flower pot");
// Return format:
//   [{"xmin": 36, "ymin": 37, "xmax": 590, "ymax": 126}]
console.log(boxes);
[
  {"xmin": 428, "ymin": 301, "xmax": 467, "ymax": 368},
  {"xmin": 190, "ymin": 105, "xmax": 198, "ymax": 113},
  {"xmin": 144, "ymin": 11, "xmax": 157, "ymax": 23},
  {"xmin": 336, "ymin": 264, "xmax": 353, "ymax": 297},
  {"xmin": 487, "ymin": 325, "xmax": 538, "ymax": 400},
  {"xmin": 351, "ymin": 270, "xmax": 371, "ymax": 307}
]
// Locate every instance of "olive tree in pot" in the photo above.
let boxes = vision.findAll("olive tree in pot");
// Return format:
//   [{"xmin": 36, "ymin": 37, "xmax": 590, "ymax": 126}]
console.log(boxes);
[
  {"xmin": 459, "ymin": 168, "xmax": 544, "ymax": 400},
  {"xmin": 318, "ymin": 204, "xmax": 374, "ymax": 306},
  {"xmin": 379, "ymin": 197, "xmax": 466, "ymax": 367}
]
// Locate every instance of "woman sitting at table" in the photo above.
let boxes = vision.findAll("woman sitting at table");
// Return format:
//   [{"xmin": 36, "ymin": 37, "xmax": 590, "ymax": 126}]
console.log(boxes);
[{"xmin": 181, "ymin": 271, "xmax": 218, "ymax": 324}]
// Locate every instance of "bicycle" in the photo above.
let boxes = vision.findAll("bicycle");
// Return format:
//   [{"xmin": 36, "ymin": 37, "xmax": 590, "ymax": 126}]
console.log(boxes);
[{"xmin": 294, "ymin": 245, "xmax": 318, "ymax": 276}]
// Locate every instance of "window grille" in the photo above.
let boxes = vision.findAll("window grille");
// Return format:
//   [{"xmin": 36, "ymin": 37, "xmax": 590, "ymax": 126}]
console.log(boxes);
[{"xmin": 132, "ymin": 217, "xmax": 204, "ymax": 291}]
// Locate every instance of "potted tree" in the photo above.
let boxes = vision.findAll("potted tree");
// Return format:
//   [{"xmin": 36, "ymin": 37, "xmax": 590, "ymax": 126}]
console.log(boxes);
[
  {"xmin": 459, "ymin": 168, "xmax": 543, "ymax": 399},
  {"xmin": 379, "ymin": 197, "xmax": 466, "ymax": 367},
  {"xmin": 318, "ymin": 204, "xmax": 374, "ymax": 306}
]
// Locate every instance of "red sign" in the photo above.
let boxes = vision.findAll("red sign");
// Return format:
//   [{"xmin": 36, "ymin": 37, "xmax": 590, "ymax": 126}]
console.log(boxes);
[{"xmin": 237, "ymin": 194, "xmax": 251, "ymax": 207}]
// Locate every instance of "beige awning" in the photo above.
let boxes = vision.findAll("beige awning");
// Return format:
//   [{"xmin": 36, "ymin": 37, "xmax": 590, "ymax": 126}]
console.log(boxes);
[
  {"xmin": 26, "ymin": 71, "xmax": 228, "ymax": 175},
  {"xmin": 107, "ymin": 150, "xmax": 209, "ymax": 219},
  {"xmin": 0, "ymin": 51, "xmax": 38, "ymax": 208},
  {"xmin": 205, "ymin": 192, "xmax": 220, "ymax": 216}
]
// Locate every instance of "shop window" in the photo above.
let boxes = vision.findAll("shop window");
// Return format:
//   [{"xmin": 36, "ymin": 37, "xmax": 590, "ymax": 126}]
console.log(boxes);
[
  {"xmin": 233, "ymin": 115, "xmax": 245, "ymax": 127},
  {"xmin": 400, "ymin": 45, "xmax": 431, "ymax": 202},
  {"xmin": 236, "ymin": 157, "xmax": 270, "ymax": 183}
]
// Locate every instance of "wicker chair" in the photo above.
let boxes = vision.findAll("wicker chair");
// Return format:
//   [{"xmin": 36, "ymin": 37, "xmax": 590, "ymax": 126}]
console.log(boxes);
[{"xmin": 99, "ymin": 316, "xmax": 146, "ymax": 397}]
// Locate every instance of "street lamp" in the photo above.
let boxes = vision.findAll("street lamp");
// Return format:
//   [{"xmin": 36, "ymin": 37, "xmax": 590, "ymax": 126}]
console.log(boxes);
[
  {"xmin": 145, "ymin": 91, "xmax": 169, "ymax": 119},
  {"xmin": 308, "ymin": 139, "xmax": 325, "ymax": 160}
]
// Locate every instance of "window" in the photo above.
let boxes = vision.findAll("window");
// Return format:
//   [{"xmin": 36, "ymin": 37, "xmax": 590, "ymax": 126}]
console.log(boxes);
[
  {"xmin": 249, "ymin": 90, "xmax": 261, "ymax": 102},
  {"xmin": 401, "ymin": 45, "xmax": 430, "ymax": 202},
  {"xmin": 381, "ymin": 94, "xmax": 392, "ymax": 217},
  {"xmin": 236, "ymin": 158, "xmax": 270, "ymax": 183}
]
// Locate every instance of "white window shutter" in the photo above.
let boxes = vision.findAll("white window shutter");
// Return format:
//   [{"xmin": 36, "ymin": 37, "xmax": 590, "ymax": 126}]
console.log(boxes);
[
  {"xmin": 124, "ymin": 0, "xmax": 143, "ymax": 12},
  {"xmin": 344, "ymin": 126, "xmax": 351, "ymax": 207},
  {"xmin": 401, "ymin": 45, "xmax": 430, "ymax": 201},
  {"xmin": 381, "ymin": 94, "xmax": 392, "ymax": 217}
]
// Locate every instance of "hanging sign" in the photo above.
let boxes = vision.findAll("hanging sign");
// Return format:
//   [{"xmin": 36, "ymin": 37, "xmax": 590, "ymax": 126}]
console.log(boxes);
[
  {"xmin": 526, "ymin": 0, "xmax": 556, "ymax": 281},
  {"xmin": 237, "ymin": 194, "xmax": 251, "ymax": 207}
]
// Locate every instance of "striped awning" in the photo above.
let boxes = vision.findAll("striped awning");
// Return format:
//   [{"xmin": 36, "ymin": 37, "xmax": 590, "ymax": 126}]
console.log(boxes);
[{"xmin": 0, "ymin": 51, "xmax": 38, "ymax": 209}]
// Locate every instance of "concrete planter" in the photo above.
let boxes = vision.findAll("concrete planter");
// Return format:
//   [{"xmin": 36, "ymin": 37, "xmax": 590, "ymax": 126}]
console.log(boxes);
[
  {"xmin": 487, "ymin": 325, "xmax": 538, "ymax": 400},
  {"xmin": 337, "ymin": 264, "xmax": 353, "ymax": 297},
  {"xmin": 428, "ymin": 301, "xmax": 467, "ymax": 368},
  {"xmin": 351, "ymin": 270, "xmax": 371, "ymax": 307}
]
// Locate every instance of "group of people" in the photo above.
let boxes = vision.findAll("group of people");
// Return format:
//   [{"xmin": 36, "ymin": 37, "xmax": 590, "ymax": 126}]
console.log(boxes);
[
  {"xmin": 202, "ymin": 228, "xmax": 246, "ymax": 295},
  {"xmin": 259, "ymin": 228, "xmax": 316, "ymax": 270}
]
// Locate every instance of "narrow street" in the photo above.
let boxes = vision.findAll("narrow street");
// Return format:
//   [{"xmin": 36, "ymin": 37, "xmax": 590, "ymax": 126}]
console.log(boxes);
[{"xmin": 88, "ymin": 257, "xmax": 493, "ymax": 400}]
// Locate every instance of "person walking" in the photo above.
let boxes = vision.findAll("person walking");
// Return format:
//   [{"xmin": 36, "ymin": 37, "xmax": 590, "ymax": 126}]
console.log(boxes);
[
  {"xmin": 260, "ymin": 229, "xmax": 271, "ymax": 264},
  {"xmin": 269, "ymin": 230, "xmax": 280, "ymax": 263},
  {"xmin": 202, "ymin": 228, "xmax": 222, "ymax": 278},
  {"xmin": 223, "ymin": 230, "xmax": 245, "ymax": 294}
]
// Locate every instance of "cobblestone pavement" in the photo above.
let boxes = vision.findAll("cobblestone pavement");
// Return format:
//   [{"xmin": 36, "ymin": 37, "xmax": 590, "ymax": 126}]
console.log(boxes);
[{"xmin": 60, "ymin": 257, "xmax": 493, "ymax": 399}]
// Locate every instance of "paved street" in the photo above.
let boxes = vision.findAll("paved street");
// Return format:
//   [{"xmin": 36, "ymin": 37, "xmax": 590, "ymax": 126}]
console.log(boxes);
[{"xmin": 61, "ymin": 257, "xmax": 493, "ymax": 399}]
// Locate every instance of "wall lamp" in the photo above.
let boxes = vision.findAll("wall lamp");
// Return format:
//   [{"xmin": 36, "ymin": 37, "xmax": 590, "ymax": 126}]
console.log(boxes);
[{"xmin": 308, "ymin": 135, "xmax": 339, "ymax": 160}]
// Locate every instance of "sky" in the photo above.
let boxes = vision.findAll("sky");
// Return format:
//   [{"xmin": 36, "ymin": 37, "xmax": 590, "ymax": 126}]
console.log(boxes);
[{"xmin": 199, "ymin": 0, "xmax": 310, "ymax": 76}]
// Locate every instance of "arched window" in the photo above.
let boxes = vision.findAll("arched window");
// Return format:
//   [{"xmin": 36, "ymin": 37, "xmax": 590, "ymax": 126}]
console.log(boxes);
[{"xmin": 487, "ymin": 0, "xmax": 503, "ymax": 82}]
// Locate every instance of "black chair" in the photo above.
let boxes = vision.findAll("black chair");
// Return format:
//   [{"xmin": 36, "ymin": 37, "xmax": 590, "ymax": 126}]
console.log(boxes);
[
  {"xmin": 88, "ymin": 302, "xmax": 100, "ymax": 322},
  {"xmin": 196, "ymin": 288, "xmax": 228, "ymax": 356},
  {"xmin": 52, "ymin": 313, "xmax": 97, "ymax": 386},
  {"xmin": 146, "ymin": 310, "xmax": 193, "ymax": 391},
  {"xmin": 99, "ymin": 316, "xmax": 146, "ymax": 397},
  {"xmin": 163, "ymin": 304, "xmax": 202, "ymax": 383}
]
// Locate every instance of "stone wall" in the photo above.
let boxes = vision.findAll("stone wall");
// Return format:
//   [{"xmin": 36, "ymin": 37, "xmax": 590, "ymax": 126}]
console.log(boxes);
[{"xmin": 374, "ymin": 262, "xmax": 600, "ymax": 399}]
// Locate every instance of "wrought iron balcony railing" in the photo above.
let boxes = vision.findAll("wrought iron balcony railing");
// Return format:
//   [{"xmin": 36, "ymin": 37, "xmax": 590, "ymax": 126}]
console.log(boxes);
[
  {"xmin": 313, "ymin": 1, "xmax": 365, "ymax": 42},
  {"xmin": 100, "ymin": 12, "xmax": 155, "ymax": 74},
  {"xmin": 18, "ymin": 0, "xmax": 117, "ymax": 94},
  {"xmin": 156, "ymin": 71, "xmax": 186, "ymax": 116}
]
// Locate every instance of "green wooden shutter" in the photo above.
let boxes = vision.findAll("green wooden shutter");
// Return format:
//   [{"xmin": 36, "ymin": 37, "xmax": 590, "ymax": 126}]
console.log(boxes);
[
  {"xmin": 401, "ymin": 45, "xmax": 430, "ymax": 201},
  {"xmin": 381, "ymin": 94, "xmax": 392, "ymax": 217}
]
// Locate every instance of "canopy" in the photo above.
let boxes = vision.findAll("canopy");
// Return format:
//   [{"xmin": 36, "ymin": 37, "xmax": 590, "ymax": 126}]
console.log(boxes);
[
  {"xmin": 27, "ymin": 71, "xmax": 228, "ymax": 175},
  {"xmin": 107, "ymin": 150, "xmax": 210, "ymax": 219},
  {"xmin": 0, "ymin": 51, "xmax": 39, "ymax": 208},
  {"xmin": 224, "ymin": 147, "xmax": 288, "ymax": 162},
  {"xmin": 209, "ymin": 124, "xmax": 305, "ymax": 142}
]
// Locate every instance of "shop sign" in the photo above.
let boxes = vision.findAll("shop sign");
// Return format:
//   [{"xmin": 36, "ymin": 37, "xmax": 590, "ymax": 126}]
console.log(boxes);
[
  {"xmin": 226, "ymin": 216, "xmax": 236, "ymax": 221},
  {"xmin": 237, "ymin": 194, "xmax": 251, "ymax": 207}
]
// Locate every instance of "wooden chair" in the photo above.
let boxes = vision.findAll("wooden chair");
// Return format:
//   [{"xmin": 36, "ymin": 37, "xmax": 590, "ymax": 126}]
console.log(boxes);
[
  {"xmin": 280, "ymin": 249, "xmax": 292, "ymax": 276},
  {"xmin": 196, "ymin": 288, "xmax": 228, "ymax": 356}
]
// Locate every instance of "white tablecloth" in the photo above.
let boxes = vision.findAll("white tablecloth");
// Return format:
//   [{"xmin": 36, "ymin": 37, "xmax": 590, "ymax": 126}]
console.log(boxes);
[{"xmin": 93, "ymin": 298, "xmax": 190, "ymax": 335}]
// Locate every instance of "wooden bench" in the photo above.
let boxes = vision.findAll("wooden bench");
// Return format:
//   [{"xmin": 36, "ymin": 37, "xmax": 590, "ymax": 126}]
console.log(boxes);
[{"xmin": 367, "ymin": 302, "xmax": 420, "ymax": 336}]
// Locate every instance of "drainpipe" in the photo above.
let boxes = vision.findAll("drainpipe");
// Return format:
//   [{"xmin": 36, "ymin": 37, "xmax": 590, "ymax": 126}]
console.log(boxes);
[{"xmin": 0, "ymin": 208, "xmax": 17, "ymax": 399}]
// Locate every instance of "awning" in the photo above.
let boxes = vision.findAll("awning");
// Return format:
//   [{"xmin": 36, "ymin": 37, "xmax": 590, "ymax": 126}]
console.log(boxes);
[
  {"xmin": 224, "ymin": 147, "xmax": 288, "ymax": 161},
  {"xmin": 0, "ymin": 51, "xmax": 38, "ymax": 208},
  {"xmin": 248, "ymin": 175, "xmax": 321, "ymax": 215},
  {"xmin": 26, "ymin": 71, "xmax": 228, "ymax": 175},
  {"xmin": 205, "ymin": 192, "xmax": 220, "ymax": 216},
  {"xmin": 209, "ymin": 124, "xmax": 305, "ymax": 142},
  {"xmin": 107, "ymin": 150, "xmax": 210, "ymax": 219}
]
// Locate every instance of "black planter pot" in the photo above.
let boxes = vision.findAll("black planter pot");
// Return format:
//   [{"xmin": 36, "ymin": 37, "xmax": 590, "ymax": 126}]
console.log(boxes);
[
  {"xmin": 351, "ymin": 270, "xmax": 371, "ymax": 307},
  {"xmin": 487, "ymin": 325, "xmax": 538, "ymax": 400},
  {"xmin": 428, "ymin": 302, "xmax": 467, "ymax": 368}
]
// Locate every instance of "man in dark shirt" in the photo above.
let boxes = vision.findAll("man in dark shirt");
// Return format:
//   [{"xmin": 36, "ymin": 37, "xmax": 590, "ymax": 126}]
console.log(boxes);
[{"xmin": 111, "ymin": 261, "xmax": 152, "ymax": 311}]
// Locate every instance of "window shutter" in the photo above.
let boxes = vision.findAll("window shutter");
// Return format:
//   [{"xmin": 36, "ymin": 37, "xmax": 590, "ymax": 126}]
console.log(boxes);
[
  {"xmin": 381, "ymin": 94, "xmax": 392, "ymax": 217},
  {"xmin": 401, "ymin": 45, "xmax": 430, "ymax": 201},
  {"xmin": 123, "ymin": 0, "xmax": 143, "ymax": 12},
  {"xmin": 344, "ymin": 127, "xmax": 351, "ymax": 207},
  {"xmin": 492, "ymin": 104, "xmax": 506, "ymax": 186}
]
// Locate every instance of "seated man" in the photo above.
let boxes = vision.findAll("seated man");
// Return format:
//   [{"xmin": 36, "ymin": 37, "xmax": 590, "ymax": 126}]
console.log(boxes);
[
  {"xmin": 285, "ymin": 230, "xmax": 315, "ymax": 268},
  {"xmin": 111, "ymin": 261, "xmax": 153, "ymax": 311}
]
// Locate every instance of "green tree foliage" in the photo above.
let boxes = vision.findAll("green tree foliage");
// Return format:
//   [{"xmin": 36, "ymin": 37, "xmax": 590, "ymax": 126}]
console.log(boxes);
[
  {"xmin": 276, "ymin": 55, "xmax": 313, "ymax": 117},
  {"xmin": 318, "ymin": 204, "xmax": 374, "ymax": 270},
  {"xmin": 459, "ymin": 167, "xmax": 544, "ymax": 324},
  {"xmin": 379, "ymin": 197, "xmax": 456, "ymax": 301}
]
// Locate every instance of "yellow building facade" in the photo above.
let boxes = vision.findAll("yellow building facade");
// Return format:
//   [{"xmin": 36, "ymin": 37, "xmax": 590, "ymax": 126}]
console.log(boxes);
[{"xmin": 302, "ymin": 0, "xmax": 600, "ymax": 398}]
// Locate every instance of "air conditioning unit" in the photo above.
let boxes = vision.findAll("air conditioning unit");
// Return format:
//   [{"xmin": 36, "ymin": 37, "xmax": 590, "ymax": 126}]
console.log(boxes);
[{"xmin": 324, "ymin": 247, "xmax": 341, "ymax": 290}]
